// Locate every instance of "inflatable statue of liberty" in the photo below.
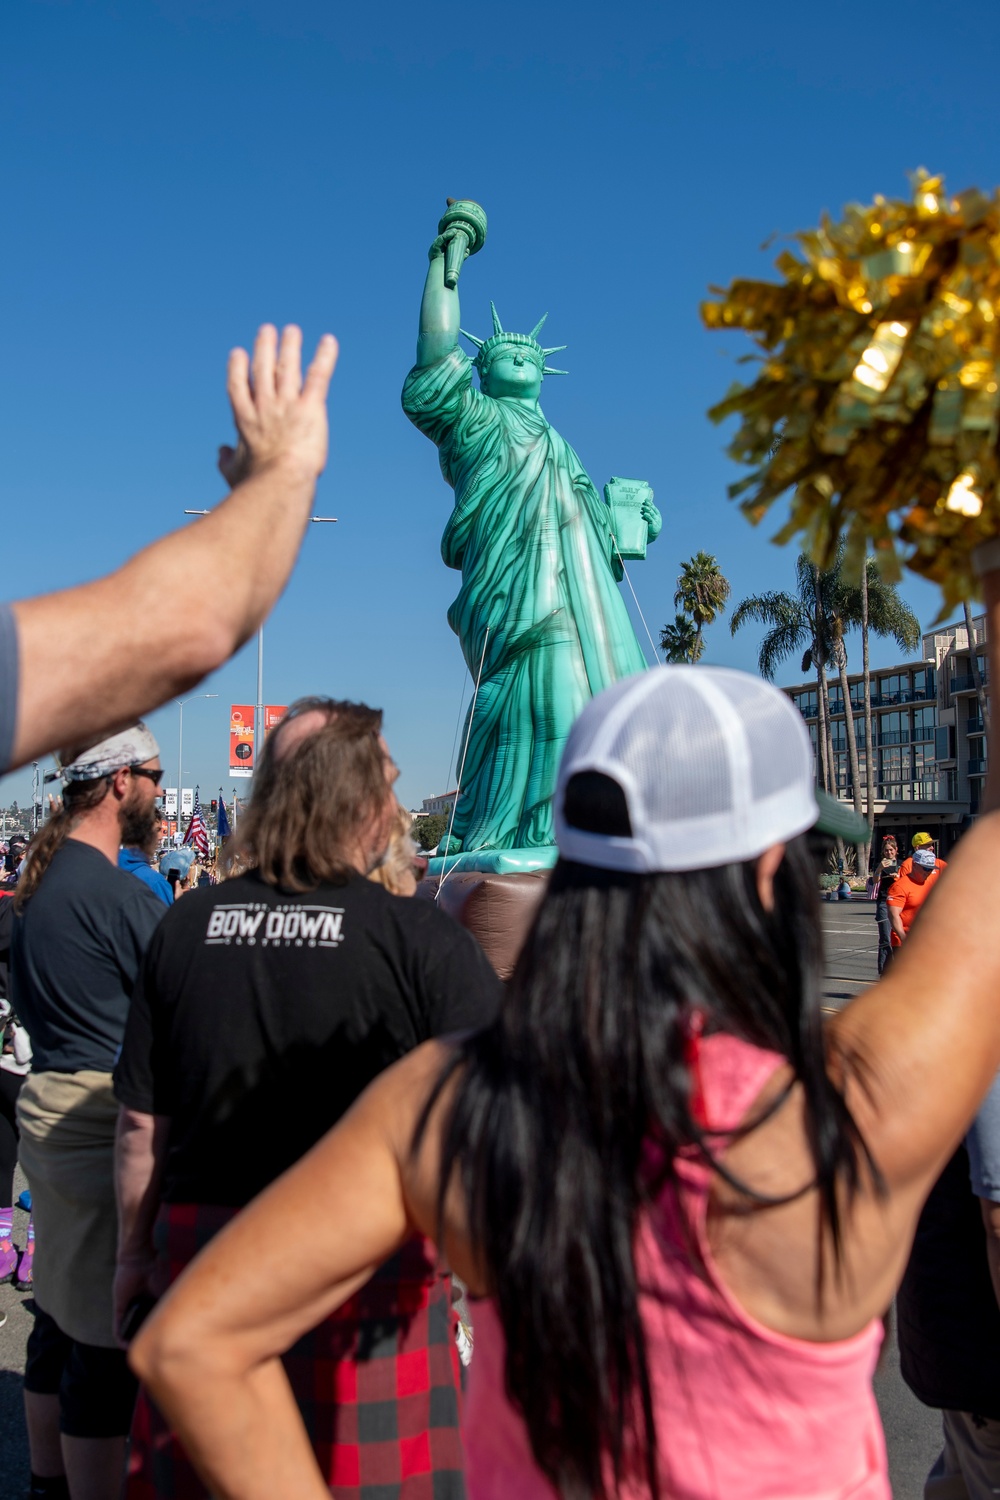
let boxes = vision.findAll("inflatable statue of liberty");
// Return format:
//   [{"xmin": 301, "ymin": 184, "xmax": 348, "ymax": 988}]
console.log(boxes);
[{"xmin": 402, "ymin": 200, "xmax": 661, "ymax": 871}]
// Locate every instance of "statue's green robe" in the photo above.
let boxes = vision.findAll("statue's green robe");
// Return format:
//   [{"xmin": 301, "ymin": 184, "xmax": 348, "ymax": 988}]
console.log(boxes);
[{"xmin": 402, "ymin": 348, "xmax": 648, "ymax": 852}]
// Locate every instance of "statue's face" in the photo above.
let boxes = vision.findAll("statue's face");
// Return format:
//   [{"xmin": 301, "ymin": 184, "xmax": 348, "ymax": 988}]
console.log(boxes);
[{"xmin": 482, "ymin": 347, "xmax": 542, "ymax": 400}]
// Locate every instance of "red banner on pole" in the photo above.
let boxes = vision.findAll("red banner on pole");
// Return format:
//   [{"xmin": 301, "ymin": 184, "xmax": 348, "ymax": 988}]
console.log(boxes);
[
  {"xmin": 229, "ymin": 704, "xmax": 255, "ymax": 777},
  {"xmin": 264, "ymin": 705, "xmax": 287, "ymax": 737}
]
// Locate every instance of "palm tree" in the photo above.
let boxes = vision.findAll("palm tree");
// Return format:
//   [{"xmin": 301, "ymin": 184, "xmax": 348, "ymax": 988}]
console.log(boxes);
[
  {"xmin": 659, "ymin": 614, "xmax": 702, "ymax": 664},
  {"xmin": 674, "ymin": 553, "xmax": 731, "ymax": 660},
  {"xmin": 729, "ymin": 577, "xmax": 837, "ymax": 797},
  {"xmin": 841, "ymin": 555, "xmax": 921, "ymax": 853},
  {"xmin": 733, "ymin": 550, "xmax": 921, "ymax": 878}
]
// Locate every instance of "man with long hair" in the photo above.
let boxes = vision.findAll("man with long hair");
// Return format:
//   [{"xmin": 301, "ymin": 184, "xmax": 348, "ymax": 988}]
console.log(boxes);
[
  {"xmin": 113, "ymin": 697, "xmax": 500, "ymax": 1500},
  {"xmin": 12, "ymin": 724, "xmax": 168, "ymax": 1500}
]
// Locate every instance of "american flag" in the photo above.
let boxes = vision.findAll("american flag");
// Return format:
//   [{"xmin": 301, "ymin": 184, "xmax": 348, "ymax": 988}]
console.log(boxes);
[{"xmin": 183, "ymin": 786, "xmax": 210, "ymax": 858}]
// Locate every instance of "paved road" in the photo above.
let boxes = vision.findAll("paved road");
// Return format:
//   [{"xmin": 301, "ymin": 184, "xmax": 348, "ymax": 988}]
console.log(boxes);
[{"xmin": 0, "ymin": 903, "xmax": 945, "ymax": 1496}]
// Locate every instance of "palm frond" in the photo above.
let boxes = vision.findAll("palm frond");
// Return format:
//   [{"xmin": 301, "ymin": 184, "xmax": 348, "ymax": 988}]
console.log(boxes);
[
  {"xmin": 675, "ymin": 553, "xmax": 732, "ymax": 628},
  {"xmin": 729, "ymin": 590, "xmax": 801, "ymax": 636},
  {"xmin": 659, "ymin": 613, "xmax": 702, "ymax": 664},
  {"xmin": 757, "ymin": 616, "xmax": 810, "ymax": 680}
]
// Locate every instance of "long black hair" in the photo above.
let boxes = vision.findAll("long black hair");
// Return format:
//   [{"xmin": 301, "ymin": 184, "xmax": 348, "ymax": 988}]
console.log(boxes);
[{"xmin": 425, "ymin": 774, "xmax": 873, "ymax": 1500}]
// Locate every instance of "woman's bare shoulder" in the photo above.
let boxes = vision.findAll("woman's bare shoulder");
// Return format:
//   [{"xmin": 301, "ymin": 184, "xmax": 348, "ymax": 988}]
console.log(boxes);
[{"xmin": 343, "ymin": 1038, "xmax": 457, "ymax": 1150}]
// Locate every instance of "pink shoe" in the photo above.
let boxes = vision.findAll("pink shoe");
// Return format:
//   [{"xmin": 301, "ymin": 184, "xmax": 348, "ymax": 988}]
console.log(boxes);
[
  {"xmin": 0, "ymin": 1236, "xmax": 16, "ymax": 1284},
  {"xmin": 15, "ymin": 1236, "xmax": 33, "ymax": 1291}
]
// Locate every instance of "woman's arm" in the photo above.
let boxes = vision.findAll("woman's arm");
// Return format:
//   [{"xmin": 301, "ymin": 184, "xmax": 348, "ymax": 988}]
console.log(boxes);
[
  {"xmin": 129, "ymin": 1042, "xmax": 455, "ymax": 1500},
  {"xmin": 829, "ymin": 563, "xmax": 1000, "ymax": 1193}
]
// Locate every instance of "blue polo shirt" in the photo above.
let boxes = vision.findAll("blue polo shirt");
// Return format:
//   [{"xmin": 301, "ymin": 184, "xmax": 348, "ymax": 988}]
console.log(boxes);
[{"xmin": 118, "ymin": 846, "xmax": 173, "ymax": 907}]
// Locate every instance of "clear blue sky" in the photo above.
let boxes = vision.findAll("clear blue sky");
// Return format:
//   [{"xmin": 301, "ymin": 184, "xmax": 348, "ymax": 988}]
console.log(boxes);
[{"xmin": 4, "ymin": 0, "xmax": 999, "ymax": 810}]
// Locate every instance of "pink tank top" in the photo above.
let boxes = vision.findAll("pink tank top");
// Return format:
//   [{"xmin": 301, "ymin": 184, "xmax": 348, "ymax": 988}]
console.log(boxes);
[{"xmin": 462, "ymin": 1033, "xmax": 888, "ymax": 1500}]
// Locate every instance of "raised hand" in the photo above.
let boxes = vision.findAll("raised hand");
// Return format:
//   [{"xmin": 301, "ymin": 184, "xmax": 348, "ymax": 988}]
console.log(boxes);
[
  {"xmin": 428, "ymin": 228, "xmax": 467, "ymax": 266},
  {"xmin": 218, "ymin": 324, "xmax": 339, "ymax": 486}
]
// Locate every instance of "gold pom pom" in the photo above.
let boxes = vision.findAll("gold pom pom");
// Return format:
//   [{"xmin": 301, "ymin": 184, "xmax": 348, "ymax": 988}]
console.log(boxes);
[{"xmin": 702, "ymin": 170, "xmax": 1000, "ymax": 612}]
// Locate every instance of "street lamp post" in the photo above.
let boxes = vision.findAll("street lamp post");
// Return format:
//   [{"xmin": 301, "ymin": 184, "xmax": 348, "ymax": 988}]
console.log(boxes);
[
  {"xmin": 183, "ymin": 512, "xmax": 336, "ymax": 749},
  {"xmin": 176, "ymin": 694, "xmax": 219, "ymax": 833}
]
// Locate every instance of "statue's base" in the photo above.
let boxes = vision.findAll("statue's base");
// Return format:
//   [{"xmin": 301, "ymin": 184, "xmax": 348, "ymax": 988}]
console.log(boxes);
[
  {"xmin": 426, "ymin": 846, "xmax": 558, "ymax": 878},
  {"xmin": 418, "ymin": 858, "xmax": 554, "ymax": 980}
]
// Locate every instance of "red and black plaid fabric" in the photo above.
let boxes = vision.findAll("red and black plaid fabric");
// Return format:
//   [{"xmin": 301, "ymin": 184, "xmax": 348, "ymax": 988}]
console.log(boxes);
[{"xmin": 127, "ymin": 1203, "xmax": 465, "ymax": 1500}]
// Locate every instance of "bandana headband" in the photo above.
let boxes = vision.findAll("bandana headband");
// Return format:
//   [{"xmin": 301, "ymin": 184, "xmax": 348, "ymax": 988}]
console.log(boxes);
[{"xmin": 58, "ymin": 723, "xmax": 160, "ymax": 783}]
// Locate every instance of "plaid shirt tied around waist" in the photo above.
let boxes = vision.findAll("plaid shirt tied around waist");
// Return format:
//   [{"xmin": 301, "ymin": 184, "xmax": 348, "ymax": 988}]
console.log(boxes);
[{"xmin": 127, "ymin": 1202, "xmax": 465, "ymax": 1500}]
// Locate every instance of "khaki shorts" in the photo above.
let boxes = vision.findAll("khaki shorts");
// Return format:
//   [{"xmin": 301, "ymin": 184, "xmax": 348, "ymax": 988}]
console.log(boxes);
[{"xmin": 17, "ymin": 1070, "xmax": 119, "ymax": 1348}]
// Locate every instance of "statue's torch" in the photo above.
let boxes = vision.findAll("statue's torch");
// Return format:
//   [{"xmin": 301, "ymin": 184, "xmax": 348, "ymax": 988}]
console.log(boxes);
[{"xmin": 439, "ymin": 198, "xmax": 488, "ymax": 289}]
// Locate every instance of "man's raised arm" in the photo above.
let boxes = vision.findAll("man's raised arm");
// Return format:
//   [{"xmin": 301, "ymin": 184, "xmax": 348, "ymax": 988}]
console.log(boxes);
[{"xmin": 8, "ymin": 324, "xmax": 337, "ymax": 769}]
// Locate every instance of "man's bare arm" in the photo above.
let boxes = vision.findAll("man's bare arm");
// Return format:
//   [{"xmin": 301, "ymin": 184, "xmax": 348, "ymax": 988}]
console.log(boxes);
[
  {"xmin": 114, "ymin": 1106, "xmax": 171, "ymax": 1340},
  {"xmin": 9, "ymin": 324, "xmax": 337, "ymax": 768}
]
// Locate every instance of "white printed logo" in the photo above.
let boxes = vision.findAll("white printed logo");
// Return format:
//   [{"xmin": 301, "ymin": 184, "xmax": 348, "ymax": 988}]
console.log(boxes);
[{"xmin": 205, "ymin": 902, "xmax": 344, "ymax": 948}]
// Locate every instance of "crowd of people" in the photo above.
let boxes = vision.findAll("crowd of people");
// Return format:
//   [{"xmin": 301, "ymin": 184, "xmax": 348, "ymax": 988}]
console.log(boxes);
[{"xmin": 2, "ymin": 314, "xmax": 1000, "ymax": 1500}]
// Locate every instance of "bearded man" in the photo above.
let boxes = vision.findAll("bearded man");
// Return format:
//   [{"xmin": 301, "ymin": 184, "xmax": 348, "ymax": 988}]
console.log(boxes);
[
  {"xmin": 11, "ymin": 724, "xmax": 168, "ymax": 1500},
  {"xmin": 402, "ymin": 217, "xmax": 660, "ymax": 859}
]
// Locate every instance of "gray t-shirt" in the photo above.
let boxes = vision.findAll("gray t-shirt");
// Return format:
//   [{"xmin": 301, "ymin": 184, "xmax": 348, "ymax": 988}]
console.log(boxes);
[
  {"xmin": 967, "ymin": 1071, "xmax": 1000, "ymax": 1202},
  {"xmin": 11, "ymin": 839, "xmax": 165, "ymax": 1073},
  {"xmin": 0, "ymin": 604, "xmax": 19, "ymax": 774}
]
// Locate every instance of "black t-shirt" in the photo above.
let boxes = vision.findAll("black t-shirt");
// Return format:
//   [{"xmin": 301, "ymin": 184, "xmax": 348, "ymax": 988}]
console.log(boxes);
[
  {"xmin": 897, "ymin": 1145, "xmax": 1000, "ymax": 1419},
  {"xmin": 114, "ymin": 870, "xmax": 502, "ymax": 1205},
  {"xmin": 874, "ymin": 860, "xmax": 899, "ymax": 901},
  {"xmin": 11, "ymin": 840, "xmax": 166, "ymax": 1073}
]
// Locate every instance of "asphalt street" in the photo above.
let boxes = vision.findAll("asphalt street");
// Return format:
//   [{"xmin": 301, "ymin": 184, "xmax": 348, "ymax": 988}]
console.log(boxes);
[{"xmin": 0, "ymin": 901, "xmax": 944, "ymax": 1496}]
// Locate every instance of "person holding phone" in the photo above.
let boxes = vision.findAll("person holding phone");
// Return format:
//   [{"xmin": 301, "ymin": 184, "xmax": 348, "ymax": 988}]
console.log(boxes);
[{"xmin": 873, "ymin": 834, "xmax": 899, "ymax": 974}]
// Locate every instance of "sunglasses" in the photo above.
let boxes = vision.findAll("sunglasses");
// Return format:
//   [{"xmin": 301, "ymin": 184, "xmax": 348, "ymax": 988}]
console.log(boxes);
[{"xmin": 130, "ymin": 767, "xmax": 165, "ymax": 787}]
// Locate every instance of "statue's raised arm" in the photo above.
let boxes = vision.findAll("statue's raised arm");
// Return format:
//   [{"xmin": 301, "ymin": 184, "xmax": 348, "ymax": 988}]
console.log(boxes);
[{"xmin": 416, "ymin": 200, "xmax": 487, "ymax": 368}]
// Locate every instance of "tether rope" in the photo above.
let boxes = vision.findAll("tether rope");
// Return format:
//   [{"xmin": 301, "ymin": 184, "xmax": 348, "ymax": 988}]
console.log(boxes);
[{"xmin": 611, "ymin": 534, "xmax": 663, "ymax": 666}]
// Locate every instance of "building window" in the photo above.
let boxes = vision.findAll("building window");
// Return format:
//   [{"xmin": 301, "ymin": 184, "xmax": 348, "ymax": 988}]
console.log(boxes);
[
  {"xmin": 912, "ymin": 706, "xmax": 935, "ymax": 740},
  {"xmin": 879, "ymin": 711, "xmax": 908, "ymax": 746},
  {"xmin": 912, "ymin": 667, "xmax": 935, "ymax": 699},
  {"xmin": 879, "ymin": 746, "xmax": 909, "ymax": 794},
  {"xmin": 912, "ymin": 744, "xmax": 935, "ymax": 786}
]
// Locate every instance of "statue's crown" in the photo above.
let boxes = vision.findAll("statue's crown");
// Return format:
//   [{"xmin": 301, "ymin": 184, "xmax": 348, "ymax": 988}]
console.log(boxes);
[{"xmin": 460, "ymin": 303, "xmax": 568, "ymax": 378}]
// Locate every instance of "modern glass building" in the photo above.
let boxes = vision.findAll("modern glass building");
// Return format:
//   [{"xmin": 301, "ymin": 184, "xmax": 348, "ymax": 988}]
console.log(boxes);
[{"xmin": 782, "ymin": 611, "xmax": 988, "ymax": 852}]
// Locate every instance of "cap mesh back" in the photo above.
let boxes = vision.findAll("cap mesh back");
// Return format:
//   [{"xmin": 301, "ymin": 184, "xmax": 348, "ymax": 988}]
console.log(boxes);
[
  {"xmin": 555, "ymin": 665, "xmax": 818, "ymax": 873},
  {"xmin": 606, "ymin": 674, "xmax": 734, "ymax": 824},
  {"xmin": 715, "ymin": 671, "xmax": 809, "ymax": 804}
]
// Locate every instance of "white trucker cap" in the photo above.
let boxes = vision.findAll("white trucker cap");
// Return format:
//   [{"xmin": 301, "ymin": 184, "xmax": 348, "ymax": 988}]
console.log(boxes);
[{"xmin": 555, "ymin": 665, "xmax": 866, "ymax": 873}]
